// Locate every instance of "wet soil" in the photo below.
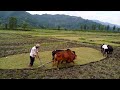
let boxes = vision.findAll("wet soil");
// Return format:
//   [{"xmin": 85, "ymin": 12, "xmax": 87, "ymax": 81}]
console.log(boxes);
[{"xmin": 0, "ymin": 39, "xmax": 120, "ymax": 79}]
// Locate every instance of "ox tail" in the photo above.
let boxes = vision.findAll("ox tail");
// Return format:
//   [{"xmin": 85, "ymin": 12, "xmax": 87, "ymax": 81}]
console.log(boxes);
[{"xmin": 53, "ymin": 54, "xmax": 57, "ymax": 66}]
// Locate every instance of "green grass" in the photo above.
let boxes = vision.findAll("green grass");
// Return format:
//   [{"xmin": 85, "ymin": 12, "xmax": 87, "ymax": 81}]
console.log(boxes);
[{"xmin": 0, "ymin": 47, "xmax": 105, "ymax": 69}]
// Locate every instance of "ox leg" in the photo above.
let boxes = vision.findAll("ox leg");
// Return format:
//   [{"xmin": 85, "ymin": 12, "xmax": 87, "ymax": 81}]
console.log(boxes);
[
  {"xmin": 65, "ymin": 60, "xmax": 70, "ymax": 68},
  {"xmin": 72, "ymin": 61, "xmax": 75, "ymax": 64},
  {"xmin": 52, "ymin": 60, "xmax": 54, "ymax": 66},
  {"xmin": 72, "ymin": 61, "xmax": 75, "ymax": 67},
  {"xmin": 65, "ymin": 62, "xmax": 68, "ymax": 68},
  {"xmin": 57, "ymin": 61, "xmax": 60, "ymax": 70},
  {"xmin": 61, "ymin": 60, "xmax": 64, "ymax": 64},
  {"xmin": 52, "ymin": 59, "xmax": 56, "ymax": 67}
]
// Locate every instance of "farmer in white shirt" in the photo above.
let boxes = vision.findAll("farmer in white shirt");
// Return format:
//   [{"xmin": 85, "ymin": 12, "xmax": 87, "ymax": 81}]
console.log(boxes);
[
  {"xmin": 102, "ymin": 44, "xmax": 108, "ymax": 49},
  {"xmin": 101, "ymin": 44, "xmax": 108, "ymax": 56},
  {"xmin": 29, "ymin": 44, "xmax": 40, "ymax": 67}
]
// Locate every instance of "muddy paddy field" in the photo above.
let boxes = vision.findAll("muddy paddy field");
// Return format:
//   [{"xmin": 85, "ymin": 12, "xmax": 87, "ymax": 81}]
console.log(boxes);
[{"xmin": 0, "ymin": 29, "xmax": 120, "ymax": 79}]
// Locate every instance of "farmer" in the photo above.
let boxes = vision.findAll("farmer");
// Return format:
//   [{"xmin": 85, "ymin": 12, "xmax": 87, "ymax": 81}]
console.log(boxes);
[
  {"xmin": 101, "ymin": 44, "xmax": 108, "ymax": 56},
  {"xmin": 29, "ymin": 44, "xmax": 40, "ymax": 67}
]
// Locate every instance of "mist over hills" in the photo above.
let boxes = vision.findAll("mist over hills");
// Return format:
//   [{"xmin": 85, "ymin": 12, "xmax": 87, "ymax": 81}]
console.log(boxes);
[{"xmin": 92, "ymin": 20, "xmax": 120, "ymax": 28}]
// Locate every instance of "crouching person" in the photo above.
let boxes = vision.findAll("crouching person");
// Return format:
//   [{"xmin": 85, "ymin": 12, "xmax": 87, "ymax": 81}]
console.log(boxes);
[
  {"xmin": 101, "ymin": 44, "xmax": 113, "ymax": 57},
  {"xmin": 101, "ymin": 44, "xmax": 108, "ymax": 57},
  {"xmin": 107, "ymin": 45, "xmax": 113, "ymax": 54}
]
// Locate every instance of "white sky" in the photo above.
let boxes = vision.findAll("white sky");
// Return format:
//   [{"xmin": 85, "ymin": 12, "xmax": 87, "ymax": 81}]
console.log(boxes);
[{"xmin": 27, "ymin": 11, "xmax": 120, "ymax": 26}]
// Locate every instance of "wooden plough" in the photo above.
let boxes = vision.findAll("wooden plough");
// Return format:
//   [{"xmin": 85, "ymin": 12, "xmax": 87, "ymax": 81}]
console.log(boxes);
[{"xmin": 38, "ymin": 60, "xmax": 53, "ymax": 68}]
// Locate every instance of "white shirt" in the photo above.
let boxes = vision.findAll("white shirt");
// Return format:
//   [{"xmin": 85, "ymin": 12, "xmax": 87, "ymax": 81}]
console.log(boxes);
[
  {"xmin": 30, "ymin": 46, "xmax": 39, "ymax": 57},
  {"xmin": 102, "ymin": 45, "xmax": 108, "ymax": 49}
]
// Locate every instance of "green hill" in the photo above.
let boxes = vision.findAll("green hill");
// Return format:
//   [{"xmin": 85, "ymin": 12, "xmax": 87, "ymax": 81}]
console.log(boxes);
[{"xmin": 0, "ymin": 11, "xmax": 119, "ymax": 31}]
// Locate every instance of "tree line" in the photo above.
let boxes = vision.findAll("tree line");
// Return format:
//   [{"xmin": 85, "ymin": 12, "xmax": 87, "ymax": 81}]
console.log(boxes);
[
  {"xmin": 0, "ymin": 16, "xmax": 120, "ymax": 32},
  {"xmin": 79, "ymin": 24, "xmax": 120, "ymax": 32},
  {"xmin": 0, "ymin": 17, "xmax": 30, "ymax": 30}
]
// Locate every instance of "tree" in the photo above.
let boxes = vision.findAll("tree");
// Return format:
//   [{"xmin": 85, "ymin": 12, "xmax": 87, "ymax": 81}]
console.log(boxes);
[
  {"xmin": 118, "ymin": 28, "xmax": 120, "ymax": 32},
  {"xmin": 83, "ymin": 24, "xmax": 87, "ymax": 30},
  {"xmin": 92, "ymin": 24, "xmax": 96, "ymax": 30},
  {"xmin": 58, "ymin": 26, "xmax": 60, "ymax": 30},
  {"xmin": 0, "ymin": 19, "xmax": 1, "ymax": 28},
  {"xmin": 0, "ymin": 18, "xmax": 3, "ymax": 29},
  {"xmin": 5, "ymin": 23, "xmax": 8, "ymax": 29},
  {"xmin": 98, "ymin": 25, "xmax": 101, "ymax": 30},
  {"xmin": 9, "ymin": 17, "xmax": 17, "ymax": 30},
  {"xmin": 80, "ymin": 25, "xmax": 83, "ymax": 30},
  {"xmin": 113, "ymin": 25, "xmax": 116, "ymax": 31},
  {"xmin": 106, "ymin": 25, "xmax": 110, "ymax": 31},
  {"xmin": 22, "ymin": 21, "xmax": 29, "ymax": 30}
]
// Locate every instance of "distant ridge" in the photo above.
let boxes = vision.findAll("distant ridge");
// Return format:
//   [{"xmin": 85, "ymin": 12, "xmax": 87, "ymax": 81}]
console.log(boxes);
[
  {"xmin": 92, "ymin": 20, "xmax": 120, "ymax": 28},
  {"xmin": 0, "ymin": 11, "xmax": 119, "ymax": 30}
]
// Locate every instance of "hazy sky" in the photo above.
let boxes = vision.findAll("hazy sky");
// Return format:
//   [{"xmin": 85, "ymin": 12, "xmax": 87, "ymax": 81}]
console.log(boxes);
[{"xmin": 27, "ymin": 11, "xmax": 120, "ymax": 26}]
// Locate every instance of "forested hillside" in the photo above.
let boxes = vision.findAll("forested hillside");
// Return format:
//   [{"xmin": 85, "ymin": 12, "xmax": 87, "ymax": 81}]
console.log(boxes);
[{"xmin": 0, "ymin": 11, "xmax": 120, "ymax": 31}]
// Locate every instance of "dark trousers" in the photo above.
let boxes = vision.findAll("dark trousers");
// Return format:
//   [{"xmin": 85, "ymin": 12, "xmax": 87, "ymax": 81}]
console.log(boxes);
[{"xmin": 29, "ymin": 56, "xmax": 35, "ymax": 66}]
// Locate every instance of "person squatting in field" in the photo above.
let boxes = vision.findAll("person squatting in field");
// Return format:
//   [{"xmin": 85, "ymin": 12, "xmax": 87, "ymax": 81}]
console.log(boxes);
[
  {"xmin": 29, "ymin": 44, "xmax": 40, "ymax": 67},
  {"xmin": 101, "ymin": 44, "xmax": 113, "ymax": 57}
]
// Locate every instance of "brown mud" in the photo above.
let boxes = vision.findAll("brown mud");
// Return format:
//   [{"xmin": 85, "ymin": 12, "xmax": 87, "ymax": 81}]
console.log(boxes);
[{"xmin": 0, "ymin": 38, "xmax": 120, "ymax": 79}]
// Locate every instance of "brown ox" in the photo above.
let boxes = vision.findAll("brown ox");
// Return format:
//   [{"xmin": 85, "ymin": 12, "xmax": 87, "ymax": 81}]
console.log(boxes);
[{"xmin": 53, "ymin": 49, "xmax": 77, "ymax": 68}]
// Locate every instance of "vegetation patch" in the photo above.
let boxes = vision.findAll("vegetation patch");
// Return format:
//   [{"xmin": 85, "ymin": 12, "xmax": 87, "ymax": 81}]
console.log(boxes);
[
  {"xmin": 0, "ymin": 47, "xmax": 105, "ymax": 69},
  {"xmin": 111, "ymin": 41, "xmax": 120, "ymax": 44}
]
